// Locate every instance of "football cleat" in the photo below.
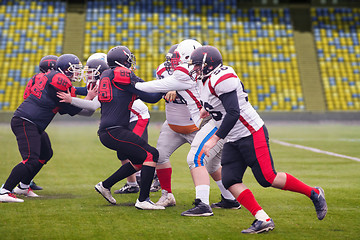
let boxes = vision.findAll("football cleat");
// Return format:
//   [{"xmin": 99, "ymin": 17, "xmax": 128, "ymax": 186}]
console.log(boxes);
[
  {"xmin": 310, "ymin": 186, "xmax": 328, "ymax": 220},
  {"xmin": 211, "ymin": 194, "xmax": 241, "ymax": 209},
  {"xmin": 135, "ymin": 198, "xmax": 165, "ymax": 210},
  {"xmin": 181, "ymin": 199, "xmax": 213, "ymax": 217},
  {"xmin": 150, "ymin": 176, "xmax": 161, "ymax": 192},
  {"xmin": 94, "ymin": 182, "xmax": 116, "ymax": 205},
  {"xmin": 29, "ymin": 181, "xmax": 43, "ymax": 191},
  {"xmin": 156, "ymin": 190, "xmax": 176, "ymax": 207},
  {"xmin": 0, "ymin": 192, "xmax": 24, "ymax": 203},
  {"xmin": 114, "ymin": 183, "xmax": 139, "ymax": 194},
  {"xmin": 13, "ymin": 186, "xmax": 39, "ymax": 197},
  {"xmin": 241, "ymin": 219, "xmax": 275, "ymax": 234}
]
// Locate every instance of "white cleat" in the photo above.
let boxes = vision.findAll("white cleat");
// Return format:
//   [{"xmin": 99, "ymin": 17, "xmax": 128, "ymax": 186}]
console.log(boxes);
[
  {"xmin": 156, "ymin": 189, "xmax": 176, "ymax": 207},
  {"xmin": 135, "ymin": 198, "xmax": 165, "ymax": 210},
  {"xmin": 0, "ymin": 192, "xmax": 24, "ymax": 203},
  {"xmin": 13, "ymin": 186, "xmax": 39, "ymax": 197},
  {"xmin": 95, "ymin": 182, "xmax": 116, "ymax": 205}
]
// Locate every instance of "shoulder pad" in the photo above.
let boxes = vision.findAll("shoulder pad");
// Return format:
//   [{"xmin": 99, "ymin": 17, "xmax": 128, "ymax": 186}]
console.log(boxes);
[
  {"xmin": 174, "ymin": 66, "xmax": 189, "ymax": 75},
  {"xmin": 113, "ymin": 67, "xmax": 131, "ymax": 85},
  {"xmin": 50, "ymin": 73, "xmax": 72, "ymax": 91}
]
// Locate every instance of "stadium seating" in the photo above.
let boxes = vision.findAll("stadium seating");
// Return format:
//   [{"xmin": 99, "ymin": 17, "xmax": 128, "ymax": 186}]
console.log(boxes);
[
  {"xmin": 312, "ymin": 7, "xmax": 360, "ymax": 110},
  {"xmin": 0, "ymin": 0, "xmax": 65, "ymax": 111},
  {"xmin": 84, "ymin": 0, "xmax": 303, "ymax": 111}
]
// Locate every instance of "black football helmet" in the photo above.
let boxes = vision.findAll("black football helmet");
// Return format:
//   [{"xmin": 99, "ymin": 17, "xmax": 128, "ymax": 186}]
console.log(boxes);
[
  {"xmin": 164, "ymin": 44, "xmax": 179, "ymax": 75},
  {"xmin": 107, "ymin": 46, "xmax": 136, "ymax": 70},
  {"xmin": 39, "ymin": 55, "xmax": 58, "ymax": 73},
  {"xmin": 83, "ymin": 59, "xmax": 109, "ymax": 84},
  {"xmin": 56, "ymin": 54, "xmax": 83, "ymax": 82},
  {"xmin": 189, "ymin": 45, "xmax": 223, "ymax": 81}
]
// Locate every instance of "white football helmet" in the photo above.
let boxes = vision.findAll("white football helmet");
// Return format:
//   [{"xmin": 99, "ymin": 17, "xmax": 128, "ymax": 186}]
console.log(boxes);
[
  {"xmin": 87, "ymin": 53, "xmax": 107, "ymax": 64},
  {"xmin": 171, "ymin": 39, "xmax": 202, "ymax": 68}
]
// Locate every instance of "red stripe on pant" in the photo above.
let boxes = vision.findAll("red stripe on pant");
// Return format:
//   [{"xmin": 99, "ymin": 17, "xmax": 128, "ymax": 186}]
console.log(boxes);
[{"xmin": 252, "ymin": 126, "xmax": 276, "ymax": 185}]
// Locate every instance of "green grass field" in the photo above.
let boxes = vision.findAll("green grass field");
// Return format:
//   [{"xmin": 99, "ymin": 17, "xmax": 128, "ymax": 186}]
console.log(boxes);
[{"xmin": 1, "ymin": 121, "xmax": 359, "ymax": 240}]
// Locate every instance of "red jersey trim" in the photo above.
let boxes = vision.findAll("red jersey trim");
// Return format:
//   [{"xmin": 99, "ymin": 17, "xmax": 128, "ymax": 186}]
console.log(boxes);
[
  {"xmin": 175, "ymin": 66, "xmax": 189, "ymax": 75},
  {"xmin": 185, "ymin": 89, "xmax": 202, "ymax": 110}
]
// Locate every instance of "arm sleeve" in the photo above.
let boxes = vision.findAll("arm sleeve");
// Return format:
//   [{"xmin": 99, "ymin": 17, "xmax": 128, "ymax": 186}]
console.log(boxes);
[
  {"xmin": 74, "ymin": 87, "xmax": 88, "ymax": 96},
  {"xmin": 71, "ymin": 96, "xmax": 100, "ymax": 112},
  {"xmin": 135, "ymin": 74, "xmax": 193, "ymax": 92},
  {"xmin": 215, "ymin": 90, "xmax": 240, "ymax": 139}
]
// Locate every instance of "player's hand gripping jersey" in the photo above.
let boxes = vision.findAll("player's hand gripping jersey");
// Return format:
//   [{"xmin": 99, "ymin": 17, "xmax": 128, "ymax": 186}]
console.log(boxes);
[
  {"xmin": 14, "ymin": 70, "xmax": 82, "ymax": 132},
  {"xmin": 156, "ymin": 62, "xmax": 198, "ymax": 134},
  {"xmin": 136, "ymin": 62, "xmax": 202, "ymax": 128},
  {"xmin": 199, "ymin": 65, "xmax": 264, "ymax": 142}
]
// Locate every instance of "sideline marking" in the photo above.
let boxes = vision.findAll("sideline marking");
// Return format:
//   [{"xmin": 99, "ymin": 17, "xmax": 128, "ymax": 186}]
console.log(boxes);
[{"xmin": 271, "ymin": 139, "xmax": 360, "ymax": 162}]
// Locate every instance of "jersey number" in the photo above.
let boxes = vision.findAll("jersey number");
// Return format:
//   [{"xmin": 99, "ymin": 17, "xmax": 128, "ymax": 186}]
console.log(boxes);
[
  {"xmin": 203, "ymin": 102, "xmax": 223, "ymax": 121},
  {"xmin": 31, "ymin": 77, "xmax": 47, "ymax": 99},
  {"xmin": 98, "ymin": 77, "xmax": 113, "ymax": 102}
]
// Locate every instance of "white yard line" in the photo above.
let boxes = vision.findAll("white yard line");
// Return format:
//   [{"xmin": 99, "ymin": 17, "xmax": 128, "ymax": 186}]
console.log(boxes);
[{"xmin": 271, "ymin": 139, "xmax": 360, "ymax": 162}]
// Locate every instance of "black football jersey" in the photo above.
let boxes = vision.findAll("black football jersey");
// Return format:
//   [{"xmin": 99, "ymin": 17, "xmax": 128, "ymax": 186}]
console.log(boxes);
[{"xmin": 14, "ymin": 70, "xmax": 82, "ymax": 132}]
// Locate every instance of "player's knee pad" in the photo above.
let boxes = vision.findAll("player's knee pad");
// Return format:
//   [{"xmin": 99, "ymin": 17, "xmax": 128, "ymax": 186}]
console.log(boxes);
[
  {"xmin": 186, "ymin": 149, "xmax": 199, "ymax": 170},
  {"xmin": 221, "ymin": 174, "xmax": 240, "ymax": 189}
]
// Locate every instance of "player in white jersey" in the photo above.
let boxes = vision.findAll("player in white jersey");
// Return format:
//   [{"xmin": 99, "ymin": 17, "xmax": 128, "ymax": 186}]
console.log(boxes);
[
  {"xmin": 189, "ymin": 45, "xmax": 327, "ymax": 233},
  {"xmin": 57, "ymin": 54, "xmax": 151, "ymax": 195},
  {"xmin": 135, "ymin": 39, "xmax": 240, "ymax": 216}
]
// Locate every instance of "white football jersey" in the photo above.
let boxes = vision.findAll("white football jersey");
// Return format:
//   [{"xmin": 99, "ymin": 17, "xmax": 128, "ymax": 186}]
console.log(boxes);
[
  {"xmin": 199, "ymin": 65, "xmax": 264, "ymax": 142},
  {"xmin": 136, "ymin": 62, "xmax": 202, "ymax": 128},
  {"xmin": 130, "ymin": 99, "xmax": 150, "ymax": 122}
]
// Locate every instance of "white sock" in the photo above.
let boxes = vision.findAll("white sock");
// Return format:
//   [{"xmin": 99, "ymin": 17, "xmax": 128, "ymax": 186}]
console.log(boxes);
[
  {"xmin": 215, "ymin": 180, "xmax": 235, "ymax": 200},
  {"xmin": 255, "ymin": 209, "xmax": 271, "ymax": 222},
  {"xmin": 195, "ymin": 185, "xmax": 210, "ymax": 205},
  {"xmin": 20, "ymin": 182, "xmax": 30, "ymax": 189},
  {"xmin": 127, "ymin": 181, "xmax": 138, "ymax": 187}
]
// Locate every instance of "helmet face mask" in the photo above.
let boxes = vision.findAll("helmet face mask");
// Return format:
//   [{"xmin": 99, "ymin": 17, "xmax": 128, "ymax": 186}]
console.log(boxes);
[
  {"xmin": 83, "ymin": 59, "xmax": 109, "ymax": 86},
  {"xmin": 189, "ymin": 46, "xmax": 223, "ymax": 81},
  {"xmin": 56, "ymin": 54, "xmax": 83, "ymax": 82},
  {"xmin": 164, "ymin": 44, "xmax": 179, "ymax": 75}
]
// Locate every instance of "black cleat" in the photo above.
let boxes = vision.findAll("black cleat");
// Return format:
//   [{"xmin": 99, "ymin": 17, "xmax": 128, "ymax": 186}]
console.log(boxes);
[
  {"xmin": 181, "ymin": 199, "xmax": 213, "ymax": 217},
  {"xmin": 114, "ymin": 183, "xmax": 139, "ymax": 194},
  {"xmin": 310, "ymin": 186, "xmax": 327, "ymax": 220},
  {"xmin": 241, "ymin": 219, "xmax": 275, "ymax": 234},
  {"xmin": 211, "ymin": 194, "xmax": 241, "ymax": 209},
  {"xmin": 29, "ymin": 181, "xmax": 43, "ymax": 191}
]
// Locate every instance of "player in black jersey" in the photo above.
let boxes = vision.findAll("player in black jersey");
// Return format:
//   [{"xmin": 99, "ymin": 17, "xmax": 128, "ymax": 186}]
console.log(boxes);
[
  {"xmin": 0, "ymin": 54, "xmax": 93, "ymax": 203},
  {"xmin": 94, "ymin": 46, "xmax": 165, "ymax": 210}
]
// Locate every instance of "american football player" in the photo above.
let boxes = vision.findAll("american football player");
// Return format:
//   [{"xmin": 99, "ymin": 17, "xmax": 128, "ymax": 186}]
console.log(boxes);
[
  {"xmin": 135, "ymin": 39, "xmax": 240, "ymax": 216},
  {"xmin": 189, "ymin": 45, "xmax": 327, "ymax": 233},
  {"xmin": 0, "ymin": 54, "xmax": 94, "ymax": 203},
  {"xmin": 91, "ymin": 46, "xmax": 164, "ymax": 210}
]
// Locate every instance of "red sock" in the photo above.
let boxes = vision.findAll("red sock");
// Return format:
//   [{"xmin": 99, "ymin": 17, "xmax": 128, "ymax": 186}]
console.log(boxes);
[
  {"xmin": 237, "ymin": 189, "xmax": 262, "ymax": 216},
  {"xmin": 282, "ymin": 173, "xmax": 318, "ymax": 197},
  {"xmin": 156, "ymin": 168, "xmax": 172, "ymax": 193}
]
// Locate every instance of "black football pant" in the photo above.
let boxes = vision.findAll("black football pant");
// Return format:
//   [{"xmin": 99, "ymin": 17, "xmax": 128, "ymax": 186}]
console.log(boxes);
[{"xmin": 3, "ymin": 117, "xmax": 53, "ymax": 191}]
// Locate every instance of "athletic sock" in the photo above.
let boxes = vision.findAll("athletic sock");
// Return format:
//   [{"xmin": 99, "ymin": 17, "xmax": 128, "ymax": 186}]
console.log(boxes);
[
  {"xmin": 102, "ymin": 162, "xmax": 137, "ymax": 189},
  {"xmin": 156, "ymin": 168, "xmax": 172, "ymax": 193},
  {"xmin": 215, "ymin": 180, "xmax": 235, "ymax": 200},
  {"xmin": 19, "ymin": 182, "xmax": 30, "ymax": 189},
  {"xmin": 281, "ymin": 173, "xmax": 318, "ymax": 197},
  {"xmin": 138, "ymin": 165, "xmax": 155, "ymax": 202},
  {"xmin": 127, "ymin": 181, "xmax": 138, "ymax": 187},
  {"xmin": 255, "ymin": 209, "xmax": 271, "ymax": 222},
  {"xmin": 195, "ymin": 185, "xmax": 210, "ymax": 205},
  {"xmin": 236, "ymin": 189, "xmax": 263, "ymax": 216}
]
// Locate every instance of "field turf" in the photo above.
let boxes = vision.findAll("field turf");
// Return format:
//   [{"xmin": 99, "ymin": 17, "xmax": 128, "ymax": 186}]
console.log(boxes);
[{"xmin": 1, "ymin": 121, "xmax": 359, "ymax": 239}]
